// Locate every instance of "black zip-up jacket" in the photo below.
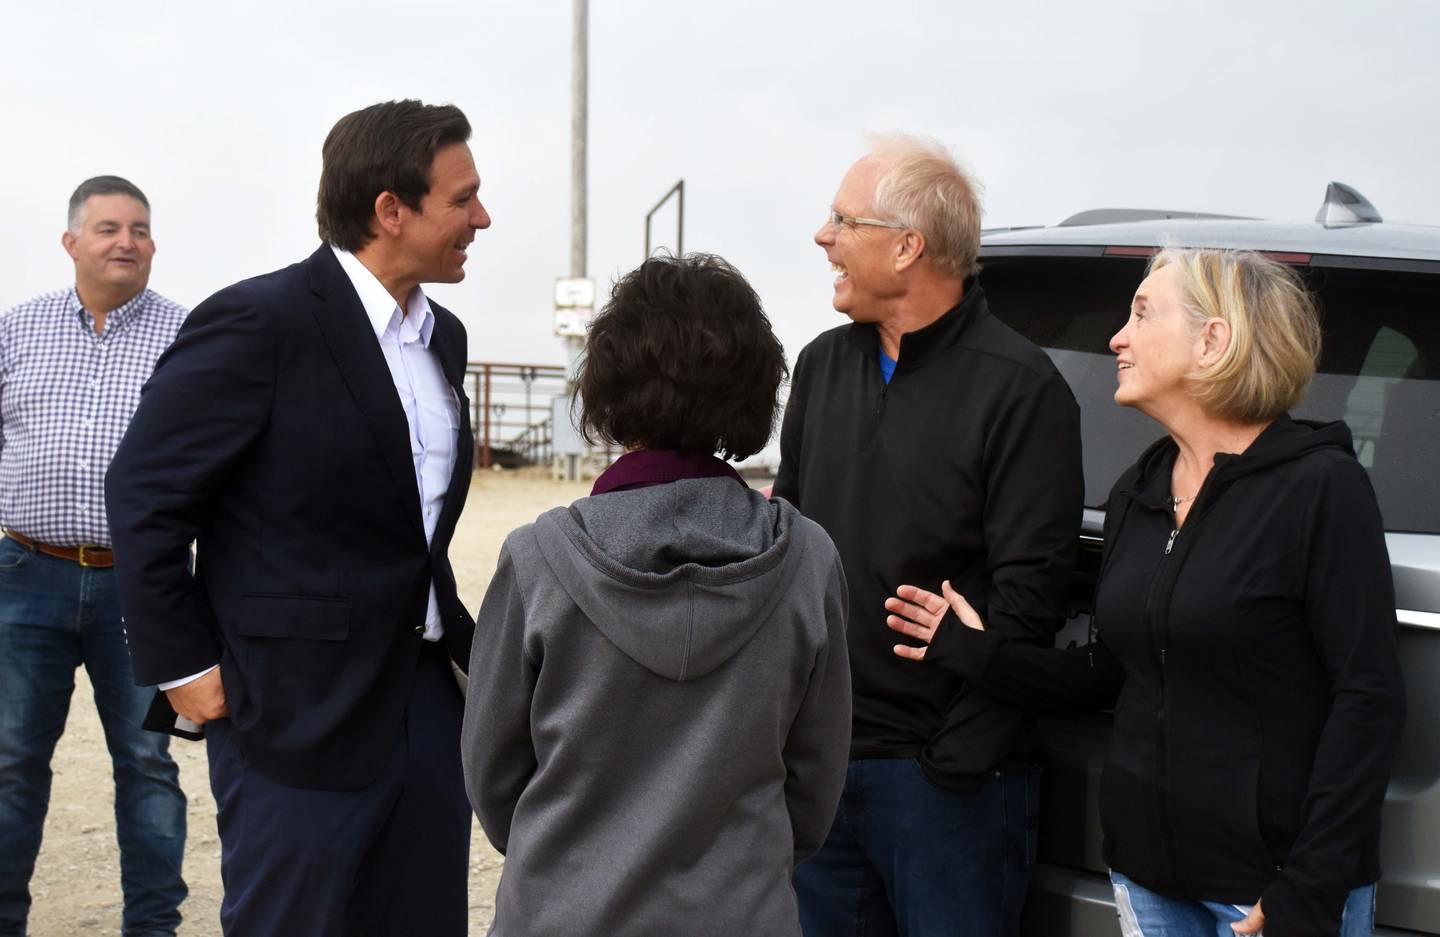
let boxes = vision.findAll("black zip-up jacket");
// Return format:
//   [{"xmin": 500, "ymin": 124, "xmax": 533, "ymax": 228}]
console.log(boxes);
[
  {"xmin": 931, "ymin": 417, "xmax": 1407, "ymax": 935},
  {"xmin": 773, "ymin": 283, "xmax": 1083, "ymax": 789}
]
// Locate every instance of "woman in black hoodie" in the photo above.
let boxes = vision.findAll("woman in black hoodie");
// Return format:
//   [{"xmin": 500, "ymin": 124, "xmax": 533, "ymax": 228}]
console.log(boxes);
[{"xmin": 885, "ymin": 248, "xmax": 1405, "ymax": 937}]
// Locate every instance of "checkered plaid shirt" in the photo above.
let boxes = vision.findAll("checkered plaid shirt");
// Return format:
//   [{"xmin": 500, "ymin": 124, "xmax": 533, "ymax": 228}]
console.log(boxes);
[{"xmin": 0, "ymin": 287, "xmax": 188, "ymax": 546}]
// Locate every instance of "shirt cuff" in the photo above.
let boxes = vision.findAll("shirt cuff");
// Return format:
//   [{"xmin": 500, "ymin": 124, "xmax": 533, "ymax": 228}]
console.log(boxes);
[{"xmin": 157, "ymin": 664, "xmax": 218, "ymax": 691}]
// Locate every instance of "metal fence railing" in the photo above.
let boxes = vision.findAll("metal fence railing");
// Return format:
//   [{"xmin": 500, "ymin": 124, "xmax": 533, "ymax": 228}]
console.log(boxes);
[{"xmin": 463, "ymin": 362, "xmax": 569, "ymax": 469}]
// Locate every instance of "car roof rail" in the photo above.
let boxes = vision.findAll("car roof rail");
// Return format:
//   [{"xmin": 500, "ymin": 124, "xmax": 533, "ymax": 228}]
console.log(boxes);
[
  {"xmin": 980, "ymin": 224, "xmax": 1045, "ymax": 235},
  {"xmin": 1058, "ymin": 208, "xmax": 1253, "ymax": 227},
  {"xmin": 1316, "ymin": 181, "xmax": 1383, "ymax": 226}
]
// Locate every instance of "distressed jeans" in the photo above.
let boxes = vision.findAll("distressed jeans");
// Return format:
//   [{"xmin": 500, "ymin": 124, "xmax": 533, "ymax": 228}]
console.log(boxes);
[
  {"xmin": 795, "ymin": 758, "xmax": 1040, "ymax": 937},
  {"xmin": 1110, "ymin": 870, "xmax": 1375, "ymax": 937},
  {"xmin": 0, "ymin": 537, "xmax": 187, "ymax": 936}
]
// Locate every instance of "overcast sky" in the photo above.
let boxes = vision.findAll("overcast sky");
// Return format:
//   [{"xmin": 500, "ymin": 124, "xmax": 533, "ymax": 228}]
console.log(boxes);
[{"xmin": 5, "ymin": 0, "xmax": 1438, "ymax": 375}]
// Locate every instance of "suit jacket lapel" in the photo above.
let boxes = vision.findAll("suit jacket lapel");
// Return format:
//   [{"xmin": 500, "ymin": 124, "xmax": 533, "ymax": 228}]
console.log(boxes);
[
  {"xmin": 427, "ymin": 307, "xmax": 475, "ymax": 551},
  {"xmin": 304, "ymin": 246, "xmax": 426, "ymax": 542}
]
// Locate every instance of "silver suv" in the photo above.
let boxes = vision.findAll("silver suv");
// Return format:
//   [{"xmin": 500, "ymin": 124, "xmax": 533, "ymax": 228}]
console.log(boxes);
[{"xmin": 978, "ymin": 184, "xmax": 1440, "ymax": 937}]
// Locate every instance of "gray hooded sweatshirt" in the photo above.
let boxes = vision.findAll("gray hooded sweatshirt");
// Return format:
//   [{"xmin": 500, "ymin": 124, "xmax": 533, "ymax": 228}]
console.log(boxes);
[{"xmin": 462, "ymin": 477, "xmax": 851, "ymax": 937}]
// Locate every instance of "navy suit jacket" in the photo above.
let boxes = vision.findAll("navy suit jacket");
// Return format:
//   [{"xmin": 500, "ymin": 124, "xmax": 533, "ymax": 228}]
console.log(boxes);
[{"xmin": 106, "ymin": 244, "xmax": 476, "ymax": 790}]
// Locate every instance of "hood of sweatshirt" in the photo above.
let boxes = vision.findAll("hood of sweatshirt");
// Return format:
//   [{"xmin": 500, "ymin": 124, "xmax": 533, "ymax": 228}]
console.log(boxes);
[
  {"xmin": 1121, "ymin": 415, "xmax": 1357, "ymax": 509},
  {"xmin": 531, "ymin": 477, "xmax": 803, "ymax": 683}
]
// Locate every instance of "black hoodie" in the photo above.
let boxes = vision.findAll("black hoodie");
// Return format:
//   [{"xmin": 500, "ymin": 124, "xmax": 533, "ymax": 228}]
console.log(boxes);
[{"xmin": 930, "ymin": 416, "xmax": 1406, "ymax": 937}]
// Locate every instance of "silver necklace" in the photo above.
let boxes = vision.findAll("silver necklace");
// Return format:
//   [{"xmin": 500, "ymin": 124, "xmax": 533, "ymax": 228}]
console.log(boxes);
[{"xmin": 1169, "ymin": 492, "xmax": 1197, "ymax": 510}]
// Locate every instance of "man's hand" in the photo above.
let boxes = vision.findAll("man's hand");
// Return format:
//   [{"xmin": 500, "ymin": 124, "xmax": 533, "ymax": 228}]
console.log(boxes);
[
  {"xmin": 164, "ymin": 666, "xmax": 229, "ymax": 724},
  {"xmin": 1231, "ymin": 899, "xmax": 1264, "ymax": 935},
  {"xmin": 884, "ymin": 580, "xmax": 986, "ymax": 661}
]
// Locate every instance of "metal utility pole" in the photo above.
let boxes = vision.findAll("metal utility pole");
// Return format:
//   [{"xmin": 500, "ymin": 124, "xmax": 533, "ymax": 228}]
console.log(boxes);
[
  {"xmin": 552, "ymin": 0, "xmax": 590, "ymax": 481},
  {"xmin": 570, "ymin": 0, "xmax": 587, "ymax": 284}
]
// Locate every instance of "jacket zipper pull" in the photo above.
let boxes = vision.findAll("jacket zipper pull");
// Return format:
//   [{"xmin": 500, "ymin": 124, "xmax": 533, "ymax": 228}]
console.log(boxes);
[{"xmin": 1164, "ymin": 528, "xmax": 1178, "ymax": 555}]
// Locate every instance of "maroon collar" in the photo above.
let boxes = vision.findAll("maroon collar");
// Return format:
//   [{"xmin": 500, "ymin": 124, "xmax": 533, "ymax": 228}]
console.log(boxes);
[{"xmin": 591, "ymin": 449, "xmax": 748, "ymax": 496}]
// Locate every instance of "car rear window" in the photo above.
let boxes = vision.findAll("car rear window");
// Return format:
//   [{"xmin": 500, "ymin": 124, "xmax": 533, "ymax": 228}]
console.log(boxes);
[{"xmin": 980, "ymin": 254, "xmax": 1440, "ymax": 534}]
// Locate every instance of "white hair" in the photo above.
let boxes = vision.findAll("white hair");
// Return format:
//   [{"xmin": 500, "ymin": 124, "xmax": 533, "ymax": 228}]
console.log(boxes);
[{"xmin": 865, "ymin": 133, "xmax": 984, "ymax": 279}]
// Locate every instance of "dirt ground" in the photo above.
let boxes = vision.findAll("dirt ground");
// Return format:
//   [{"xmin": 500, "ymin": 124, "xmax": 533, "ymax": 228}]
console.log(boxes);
[{"xmin": 28, "ymin": 468, "xmax": 592, "ymax": 937}]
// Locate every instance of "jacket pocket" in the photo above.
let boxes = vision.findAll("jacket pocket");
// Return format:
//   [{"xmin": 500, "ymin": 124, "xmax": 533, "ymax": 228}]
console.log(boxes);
[
  {"xmin": 238, "ymin": 594, "xmax": 349, "ymax": 641},
  {"xmin": 1169, "ymin": 755, "xmax": 1274, "ymax": 890},
  {"xmin": 0, "ymin": 538, "xmax": 31, "ymax": 571}
]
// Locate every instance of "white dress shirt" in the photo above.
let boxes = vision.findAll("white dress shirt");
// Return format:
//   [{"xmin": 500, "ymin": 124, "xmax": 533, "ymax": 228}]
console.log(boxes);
[
  {"xmin": 331, "ymin": 245, "xmax": 460, "ymax": 641},
  {"xmin": 157, "ymin": 248, "xmax": 461, "ymax": 691}
]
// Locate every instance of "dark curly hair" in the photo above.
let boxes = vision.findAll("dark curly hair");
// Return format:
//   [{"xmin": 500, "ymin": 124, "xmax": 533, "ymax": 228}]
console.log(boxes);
[{"xmin": 577, "ymin": 254, "xmax": 788, "ymax": 461}]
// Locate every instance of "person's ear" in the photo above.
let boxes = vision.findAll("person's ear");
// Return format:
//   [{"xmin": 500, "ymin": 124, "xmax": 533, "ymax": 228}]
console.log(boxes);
[
  {"xmin": 61, "ymin": 230, "xmax": 79, "ymax": 260},
  {"xmin": 373, "ymin": 191, "xmax": 404, "ymax": 238},
  {"xmin": 894, "ymin": 229, "xmax": 926, "ymax": 274},
  {"xmin": 1196, "ymin": 317, "xmax": 1232, "ymax": 369}
]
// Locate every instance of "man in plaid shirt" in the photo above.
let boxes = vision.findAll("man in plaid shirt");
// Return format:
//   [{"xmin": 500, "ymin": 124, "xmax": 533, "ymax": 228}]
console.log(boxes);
[{"xmin": 0, "ymin": 176, "xmax": 189, "ymax": 936}]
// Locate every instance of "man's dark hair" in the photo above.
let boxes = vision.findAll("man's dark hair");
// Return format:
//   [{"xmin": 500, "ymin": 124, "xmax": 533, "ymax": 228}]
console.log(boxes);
[
  {"xmin": 68, "ymin": 176, "xmax": 150, "ymax": 231},
  {"xmin": 577, "ymin": 253, "xmax": 789, "ymax": 461},
  {"xmin": 316, "ymin": 99, "xmax": 472, "ymax": 251}
]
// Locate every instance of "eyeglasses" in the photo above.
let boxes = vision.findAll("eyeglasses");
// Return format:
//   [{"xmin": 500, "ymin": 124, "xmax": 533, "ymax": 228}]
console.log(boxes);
[{"xmin": 827, "ymin": 208, "xmax": 907, "ymax": 230}]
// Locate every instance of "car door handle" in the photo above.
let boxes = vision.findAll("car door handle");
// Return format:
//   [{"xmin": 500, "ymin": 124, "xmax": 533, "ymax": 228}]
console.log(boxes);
[{"xmin": 1397, "ymin": 608, "xmax": 1440, "ymax": 631}]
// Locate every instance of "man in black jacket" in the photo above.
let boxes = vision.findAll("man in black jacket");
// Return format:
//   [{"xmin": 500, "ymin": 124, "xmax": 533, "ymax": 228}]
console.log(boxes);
[
  {"xmin": 776, "ymin": 134, "xmax": 1083, "ymax": 937},
  {"xmin": 105, "ymin": 100, "xmax": 486, "ymax": 936}
]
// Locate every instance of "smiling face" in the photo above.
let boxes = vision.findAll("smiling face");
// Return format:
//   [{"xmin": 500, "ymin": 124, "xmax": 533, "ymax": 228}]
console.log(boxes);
[
  {"xmin": 814, "ymin": 157, "xmax": 903, "ymax": 322},
  {"xmin": 1109, "ymin": 262, "xmax": 1204, "ymax": 415},
  {"xmin": 397, "ymin": 142, "xmax": 490, "ymax": 285},
  {"xmin": 62, "ymin": 194, "xmax": 154, "ymax": 303}
]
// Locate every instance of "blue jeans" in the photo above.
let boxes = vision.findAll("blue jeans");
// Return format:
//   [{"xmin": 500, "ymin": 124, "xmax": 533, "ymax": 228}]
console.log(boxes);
[
  {"xmin": 0, "ymin": 537, "xmax": 187, "ymax": 936},
  {"xmin": 1110, "ymin": 870, "xmax": 1375, "ymax": 936},
  {"xmin": 794, "ymin": 758, "xmax": 1040, "ymax": 937}
]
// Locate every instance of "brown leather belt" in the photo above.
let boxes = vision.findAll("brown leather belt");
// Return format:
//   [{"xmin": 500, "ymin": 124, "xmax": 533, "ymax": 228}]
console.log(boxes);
[{"xmin": 2, "ymin": 530, "xmax": 114, "ymax": 568}]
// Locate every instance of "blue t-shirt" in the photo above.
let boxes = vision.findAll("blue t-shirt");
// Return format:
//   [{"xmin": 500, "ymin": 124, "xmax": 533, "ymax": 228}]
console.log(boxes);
[{"xmin": 878, "ymin": 349, "xmax": 897, "ymax": 384}]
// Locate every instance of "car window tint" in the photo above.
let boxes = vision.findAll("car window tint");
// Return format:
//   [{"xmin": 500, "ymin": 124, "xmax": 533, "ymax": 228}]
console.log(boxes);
[
  {"xmin": 979, "ymin": 256, "xmax": 1158, "ymax": 509},
  {"xmin": 981, "ymin": 255, "xmax": 1440, "ymax": 533},
  {"xmin": 1296, "ymin": 267, "xmax": 1440, "ymax": 534}
]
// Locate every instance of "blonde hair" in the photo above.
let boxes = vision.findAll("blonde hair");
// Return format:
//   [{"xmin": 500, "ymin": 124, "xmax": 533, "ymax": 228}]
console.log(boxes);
[
  {"xmin": 1149, "ymin": 248, "xmax": 1321, "ymax": 423},
  {"xmin": 867, "ymin": 133, "xmax": 984, "ymax": 279}
]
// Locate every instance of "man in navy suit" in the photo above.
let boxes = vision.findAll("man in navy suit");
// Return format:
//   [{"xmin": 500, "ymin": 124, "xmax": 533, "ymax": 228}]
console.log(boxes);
[{"xmin": 105, "ymin": 99, "xmax": 489, "ymax": 936}]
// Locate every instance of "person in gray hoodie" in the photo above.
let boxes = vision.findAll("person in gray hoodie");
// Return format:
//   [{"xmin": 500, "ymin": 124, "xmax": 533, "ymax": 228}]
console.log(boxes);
[{"xmin": 461, "ymin": 253, "xmax": 852, "ymax": 937}]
